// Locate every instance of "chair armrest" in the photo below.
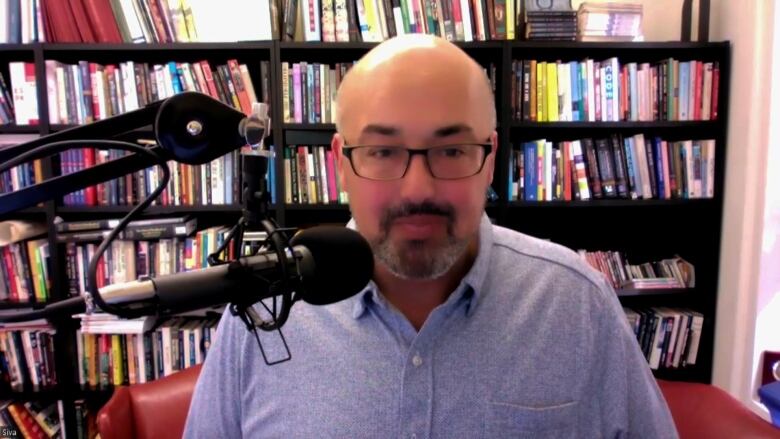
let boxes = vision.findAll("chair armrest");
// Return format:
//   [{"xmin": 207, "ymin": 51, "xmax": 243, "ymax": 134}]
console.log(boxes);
[
  {"xmin": 97, "ymin": 387, "xmax": 136, "ymax": 439},
  {"xmin": 657, "ymin": 379, "xmax": 780, "ymax": 438}
]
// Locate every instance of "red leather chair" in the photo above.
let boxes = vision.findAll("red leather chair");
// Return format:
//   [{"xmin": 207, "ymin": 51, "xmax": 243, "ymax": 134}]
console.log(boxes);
[
  {"xmin": 96, "ymin": 364, "xmax": 202, "ymax": 439},
  {"xmin": 97, "ymin": 367, "xmax": 780, "ymax": 438},
  {"xmin": 657, "ymin": 379, "xmax": 780, "ymax": 438}
]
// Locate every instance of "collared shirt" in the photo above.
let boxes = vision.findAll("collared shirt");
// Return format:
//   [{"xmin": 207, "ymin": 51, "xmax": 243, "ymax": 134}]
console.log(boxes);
[{"xmin": 184, "ymin": 213, "xmax": 678, "ymax": 438}]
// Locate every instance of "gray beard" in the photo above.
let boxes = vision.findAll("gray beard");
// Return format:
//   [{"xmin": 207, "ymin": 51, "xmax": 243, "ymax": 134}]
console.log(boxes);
[{"xmin": 372, "ymin": 234, "xmax": 470, "ymax": 280}]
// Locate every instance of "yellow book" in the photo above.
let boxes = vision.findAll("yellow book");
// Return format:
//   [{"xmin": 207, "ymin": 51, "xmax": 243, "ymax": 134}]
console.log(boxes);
[
  {"xmin": 537, "ymin": 61, "xmax": 546, "ymax": 122},
  {"xmin": 546, "ymin": 62, "xmax": 559, "ymax": 122},
  {"xmin": 507, "ymin": 0, "xmax": 514, "ymax": 40},
  {"xmin": 112, "ymin": 334, "xmax": 123, "ymax": 386}
]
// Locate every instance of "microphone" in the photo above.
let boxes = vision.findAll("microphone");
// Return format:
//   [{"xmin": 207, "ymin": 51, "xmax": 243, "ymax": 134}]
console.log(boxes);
[
  {"xmin": 0, "ymin": 226, "xmax": 373, "ymax": 323},
  {"xmin": 100, "ymin": 225, "xmax": 373, "ymax": 314}
]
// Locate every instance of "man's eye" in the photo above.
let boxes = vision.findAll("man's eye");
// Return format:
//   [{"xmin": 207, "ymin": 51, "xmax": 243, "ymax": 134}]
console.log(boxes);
[
  {"xmin": 440, "ymin": 147, "xmax": 465, "ymax": 158},
  {"xmin": 367, "ymin": 148, "xmax": 399, "ymax": 158}
]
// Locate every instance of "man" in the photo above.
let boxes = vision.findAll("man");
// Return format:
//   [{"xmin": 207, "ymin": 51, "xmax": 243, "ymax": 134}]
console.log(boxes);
[{"xmin": 184, "ymin": 35, "xmax": 678, "ymax": 438}]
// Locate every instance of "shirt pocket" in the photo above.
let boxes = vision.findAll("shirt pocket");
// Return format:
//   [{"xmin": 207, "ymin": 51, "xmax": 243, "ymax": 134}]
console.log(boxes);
[{"xmin": 484, "ymin": 400, "xmax": 577, "ymax": 439}]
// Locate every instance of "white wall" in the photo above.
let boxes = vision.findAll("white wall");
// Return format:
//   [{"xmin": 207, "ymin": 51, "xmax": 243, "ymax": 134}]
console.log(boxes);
[{"xmin": 709, "ymin": 0, "xmax": 775, "ymax": 412}]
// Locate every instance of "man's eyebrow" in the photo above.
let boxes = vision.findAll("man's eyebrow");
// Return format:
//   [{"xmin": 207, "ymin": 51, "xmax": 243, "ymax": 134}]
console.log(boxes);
[
  {"xmin": 360, "ymin": 124, "xmax": 400, "ymax": 137},
  {"xmin": 433, "ymin": 124, "xmax": 474, "ymax": 138}
]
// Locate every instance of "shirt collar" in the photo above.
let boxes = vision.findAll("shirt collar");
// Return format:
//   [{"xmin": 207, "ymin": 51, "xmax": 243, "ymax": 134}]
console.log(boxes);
[{"xmin": 348, "ymin": 213, "xmax": 494, "ymax": 319}]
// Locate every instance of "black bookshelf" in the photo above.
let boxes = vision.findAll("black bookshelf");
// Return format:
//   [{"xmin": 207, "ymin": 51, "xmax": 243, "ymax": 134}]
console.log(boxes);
[{"xmin": 0, "ymin": 40, "xmax": 730, "ymax": 437}]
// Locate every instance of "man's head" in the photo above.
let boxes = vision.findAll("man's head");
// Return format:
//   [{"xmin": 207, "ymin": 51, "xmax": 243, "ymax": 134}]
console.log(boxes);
[{"xmin": 332, "ymin": 34, "xmax": 498, "ymax": 281}]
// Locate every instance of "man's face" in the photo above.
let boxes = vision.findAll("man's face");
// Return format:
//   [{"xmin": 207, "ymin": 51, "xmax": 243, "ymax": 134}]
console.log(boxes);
[{"xmin": 334, "ymin": 59, "xmax": 496, "ymax": 280}]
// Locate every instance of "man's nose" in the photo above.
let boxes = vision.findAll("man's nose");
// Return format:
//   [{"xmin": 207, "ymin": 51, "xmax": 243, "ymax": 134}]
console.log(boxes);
[{"xmin": 399, "ymin": 154, "xmax": 436, "ymax": 201}]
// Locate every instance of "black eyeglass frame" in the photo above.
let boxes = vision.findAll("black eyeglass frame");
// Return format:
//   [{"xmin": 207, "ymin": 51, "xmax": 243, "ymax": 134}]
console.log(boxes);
[{"xmin": 340, "ymin": 142, "xmax": 494, "ymax": 181}]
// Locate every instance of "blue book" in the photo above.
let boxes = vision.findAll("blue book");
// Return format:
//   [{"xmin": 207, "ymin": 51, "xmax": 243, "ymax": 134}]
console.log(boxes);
[
  {"xmin": 507, "ymin": 149, "xmax": 514, "ymax": 198},
  {"xmin": 654, "ymin": 137, "xmax": 666, "ymax": 199},
  {"xmin": 569, "ymin": 61, "xmax": 580, "ymax": 121},
  {"xmin": 679, "ymin": 62, "xmax": 690, "ymax": 120},
  {"xmin": 624, "ymin": 137, "xmax": 640, "ymax": 199},
  {"xmin": 524, "ymin": 142, "xmax": 538, "ymax": 201},
  {"xmin": 168, "ymin": 62, "xmax": 183, "ymax": 94},
  {"xmin": 225, "ymin": 153, "xmax": 233, "ymax": 205}
]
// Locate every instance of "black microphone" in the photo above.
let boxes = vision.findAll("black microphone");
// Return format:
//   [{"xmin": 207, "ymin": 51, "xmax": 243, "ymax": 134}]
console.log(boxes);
[
  {"xmin": 0, "ymin": 226, "xmax": 374, "ymax": 323},
  {"xmin": 101, "ymin": 225, "xmax": 373, "ymax": 313}
]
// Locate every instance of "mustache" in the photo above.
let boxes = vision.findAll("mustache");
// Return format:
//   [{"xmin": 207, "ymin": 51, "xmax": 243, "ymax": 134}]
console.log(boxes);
[{"xmin": 380, "ymin": 200, "xmax": 456, "ymax": 232}]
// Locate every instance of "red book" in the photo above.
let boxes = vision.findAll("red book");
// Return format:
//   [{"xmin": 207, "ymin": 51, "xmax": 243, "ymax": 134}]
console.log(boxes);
[
  {"xmin": 2, "ymin": 247, "xmax": 19, "ymax": 301},
  {"xmin": 227, "ymin": 60, "xmax": 253, "ymax": 115},
  {"xmin": 693, "ymin": 61, "xmax": 703, "ymax": 120},
  {"xmin": 83, "ymin": 0, "xmax": 123, "ymax": 42},
  {"xmin": 199, "ymin": 61, "xmax": 220, "ymax": 99},
  {"xmin": 711, "ymin": 63, "xmax": 720, "ymax": 120},
  {"xmin": 43, "ymin": 0, "xmax": 81, "ymax": 42},
  {"xmin": 84, "ymin": 148, "xmax": 97, "ymax": 206},
  {"xmin": 563, "ymin": 141, "xmax": 572, "ymax": 201},
  {"xmin": 67, "ymin": 0, "xmax": 96, "ymax": 42}
]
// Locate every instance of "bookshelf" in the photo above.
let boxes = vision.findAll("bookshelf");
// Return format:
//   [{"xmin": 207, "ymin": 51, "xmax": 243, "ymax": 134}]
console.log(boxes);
[{"xmin": 0, "ymin": 40, "xmax": 730, "ymax": 438}]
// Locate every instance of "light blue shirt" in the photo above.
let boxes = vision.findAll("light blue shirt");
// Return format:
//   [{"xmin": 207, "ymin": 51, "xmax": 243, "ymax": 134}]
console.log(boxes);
[{"xmin": 184, "ymin": 214, "xmax": 677, "ymax": 438}]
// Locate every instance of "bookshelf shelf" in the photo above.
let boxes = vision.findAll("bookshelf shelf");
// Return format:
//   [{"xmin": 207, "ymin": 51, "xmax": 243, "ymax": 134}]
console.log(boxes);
[
  {"xmin": 507, "ymin": 199, "xmax": 716, "ymax": 208},
  {"xmin": 41, "ymin": 42, "xmax": 275, "ymax": 52},
  {"xmin": 0, "ymin": 124, "xmax": 41, "ymax": 134},
  {"xmin": 283, "ymin": 123, "xmax": 336, "ymax": 131},
  {"xmin": 510, "ymin": 121, "xmax": 720, "ymax": 130},
  {"xmin": 0, "ymin": 388, "xmax": 64, "ymax": 401},
  {"xmin": 285, "ymin": 204, "xmax": 349, "ymax": 211},
  {"xmin": 616, "ymin": 288, "xmax": 691, "ymax": 297},
  {"xmin": 0, "ymin": 300, "xmax": 49, "ymax": 310},
  {"xmin": 56, "ymin": 205, "xmax": 256, "ymax": 215}
]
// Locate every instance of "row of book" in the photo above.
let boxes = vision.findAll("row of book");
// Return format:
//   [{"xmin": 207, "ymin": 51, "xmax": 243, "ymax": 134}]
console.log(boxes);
[
  {"xmin": 523, "ymin": 8, "xmax": 576, "ymax": 41},
  {"xmin": 0, "ymin": 321, "xmax": 57, "ymax": 393},
  {"xmin": 282, "ymin": 62, "xmax": 353, "ymax": 125},
  {"xmin": 577, "ymin": 2, "xmax": 643, "ymax": 42},
  {"xmin": 60, "ymin": 223, "xmax": 241, "ymax": 297},
  {"xmin": 0, "ymin": 137, "xmax": 43, "ymax": 195},
  {"xmin": 623, "ymin": 307, "xmax": 704, "ymax": 370},
  {"xmin": 0, "ymin": 238, "xmax": 51, "ymax": 304},
  {"xmin": 579, "ymin": 250, "xmax": 695, "ymax": 291},
  {"xmin": 0, "ymin": 400, "xmax": 62, "ymax": 439},
  {"xmin": 508, "ymin": 135, "xmax": 716, "ymax": 202},
  {"xmin": 0, "ymin": 71, "xmax": 17, "ymax": 125},
  {"xmin": 3, "ymin": 0, "xmax": 277, "ymax": 43},
  {"xmin": 510, "ymin": 58, "xmax": 720, "ymax": 122},
  {"xmin": 287, "ymin": 0, "xmax": 524, "ymax": 42},
  {"xmin": 280, "ymin": 61, "xmax": 497, "ymax": 124},
  {"xmin": 38, "ymin": 58, "xmax": 270, "ymax": 127},
  {"xmin": 284, "ymin": 145, "xmax": 348, "ymax": 205},
  {"xmin": 74, "ymin": 314, "xmax": 220, "ymax": 389},
  {"xmin": 60, "ymin": 148, "xmax": 278, "ymax": 207}
]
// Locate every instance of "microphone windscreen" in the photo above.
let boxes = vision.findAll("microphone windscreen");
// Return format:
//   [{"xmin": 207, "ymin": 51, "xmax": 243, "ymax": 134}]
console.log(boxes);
[{"xmin": 290, "ymin": 226, "xmax": 374, "ymax": 305}]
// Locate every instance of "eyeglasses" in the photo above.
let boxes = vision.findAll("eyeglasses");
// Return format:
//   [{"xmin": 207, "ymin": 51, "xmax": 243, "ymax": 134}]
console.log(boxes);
[{"xmin": 341, "ymin": 143, "xmax": 492, "ymax": 181}]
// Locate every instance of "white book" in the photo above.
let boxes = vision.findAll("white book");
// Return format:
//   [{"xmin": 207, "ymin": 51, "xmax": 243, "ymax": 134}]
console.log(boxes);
[
  {"xmin": 136, "ymin": 333, "xmax": 148, "ymax": 383},
  {"xmin": 318, "ymin": 146, "xmax": 329, "ymax": 203},
  {"xmin": 701, "ymin": 63, "xmax": 713, "ymax": 120},
  {"xmin": 705, "ymin": 139, "xmax": 715, "ymax": 197},
  {"xmin": 647, "ymin": 311, "xmax": 665, "ymax": 370},
  {"xmin": 118, "ymin": 0, "xmax": 146, "ymax": 42},
  {"xmin": 633, "ymin": 134, "xmax": 652, "ymax": 199},
  {"xmin": 545, "ymin": 141, "xmax": 552, "ymax": 201},
  {"xmin": 685, "ymin": 313, "xmax": 704, "ymax": 365},
  {"xmin": 610, "ymin": 57, "xmax": 620, "ymax": 122},
  {"xmin": 20, "ymin": 0, "xmax": 31, "ymax": 43},
  {"xmin": 460, "ymin": 0, "xmax": 472, "ymax": 41},
  {"xmin": 558, "ymin": 63, "xmax": 571, "ymax": 122},
  {"xmin": 683, "ymin": 140, "xmax": 694, "ymax": 198},
  {"xmin": 586, "ymin": 59, "xmax": 595, "ymax": 122},
  {"xmin": 301, "ymin": 0, "xmax": 322, "ymax": 41}
]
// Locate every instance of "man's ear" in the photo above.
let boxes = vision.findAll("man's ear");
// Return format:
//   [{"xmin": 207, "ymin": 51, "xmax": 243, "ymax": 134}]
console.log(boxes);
[
  {"xmin": 332, "ymin": 133, "xmax": 348, "ymax": 190},
  {"xmin": 485, "ymin": 130, "xmax": 499, "ymax": 184}
]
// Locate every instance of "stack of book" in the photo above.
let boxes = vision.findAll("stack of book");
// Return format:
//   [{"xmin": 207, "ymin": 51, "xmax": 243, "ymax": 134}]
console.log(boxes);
[
  {"xmin": 578, "ymin": 250, "xmax": 695, "ymax": 291},
  {"xmin": 577, "ymin": 1, "xmax": 643, "ymax": 42},
  {"xmin": 524, "ymin": 8, "xmax": 577, "ymax": 41}
]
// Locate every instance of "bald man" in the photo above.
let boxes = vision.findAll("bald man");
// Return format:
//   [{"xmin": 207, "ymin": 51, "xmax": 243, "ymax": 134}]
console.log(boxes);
[{"xmin": 184, "ymin": 35, "xmax": 678, "ymax": 438}]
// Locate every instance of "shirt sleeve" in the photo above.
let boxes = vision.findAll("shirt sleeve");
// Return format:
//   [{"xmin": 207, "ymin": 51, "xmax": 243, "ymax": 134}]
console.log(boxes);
[
  {"xmin": 591, "ymin": 279, "xmax": 680, "ymax": 439},
  {"xmin": 183, "ymin": 310, "xmax": 246, "ymax": 438}
]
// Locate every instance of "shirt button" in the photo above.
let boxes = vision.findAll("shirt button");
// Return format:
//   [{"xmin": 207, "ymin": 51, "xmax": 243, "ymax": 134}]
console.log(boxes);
[
  {"xmin": 412, "ymin": 354, "xmax": 423, "ymax": 367},
  {"xmin": 411, "ymin": 435, "xmax": 417, "ymax": 439}
]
